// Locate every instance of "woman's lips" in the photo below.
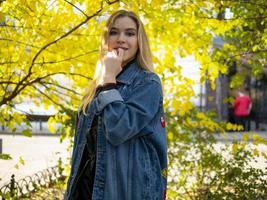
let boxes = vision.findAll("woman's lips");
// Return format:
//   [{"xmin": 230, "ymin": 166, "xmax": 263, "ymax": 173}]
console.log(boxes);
[
  {"xmin": 114, "ymin": 47, "xmax": 128, "ymax": 51},
  {"xmin": 114, "ymin": 47, "xmax": 128, "ymax": 55}
]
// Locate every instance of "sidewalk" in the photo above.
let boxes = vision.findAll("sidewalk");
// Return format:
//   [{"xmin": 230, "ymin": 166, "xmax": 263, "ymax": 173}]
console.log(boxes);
[
  {"xmin": 215, "ymin": 131, "xmax": 267, "ymax": 142},
  {"xmin": 0, "ymin": 134, "xmax": 70, "ymax": 187}
]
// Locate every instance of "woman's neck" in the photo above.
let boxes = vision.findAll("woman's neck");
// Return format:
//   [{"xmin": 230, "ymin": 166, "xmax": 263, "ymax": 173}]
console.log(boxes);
[{"xmin": 122, "ymin": 57, "xmax": 136, "ymax": 68}]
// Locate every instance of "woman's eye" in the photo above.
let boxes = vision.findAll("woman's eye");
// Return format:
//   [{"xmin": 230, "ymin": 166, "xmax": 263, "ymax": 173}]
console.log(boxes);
[
  {"xmin": 109, "ymin": 30, "xmax": 118, "ymax": 35},
  {"xmin": 126, "ymin": 32, "xmax": 135, "ymax": 36}
]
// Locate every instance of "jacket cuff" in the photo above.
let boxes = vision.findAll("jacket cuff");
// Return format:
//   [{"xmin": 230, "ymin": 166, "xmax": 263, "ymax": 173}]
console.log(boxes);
[
  {"xmin": 95, "ymin": 83, "xmax": 117, "ymax": 96},
  {"xmin": 95, "ymin": 89, "xmax": 123, "ymax": 112}
]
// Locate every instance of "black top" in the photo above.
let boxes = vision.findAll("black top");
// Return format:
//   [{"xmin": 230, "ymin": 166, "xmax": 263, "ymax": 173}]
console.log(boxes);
[{"xmin": 71, "ymin": 116, "xmax": 97, "ymax": 200}]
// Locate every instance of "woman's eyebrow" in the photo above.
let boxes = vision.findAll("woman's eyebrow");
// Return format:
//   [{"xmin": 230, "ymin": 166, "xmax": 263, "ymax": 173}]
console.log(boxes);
[
  {"xmin": 110, "ymin": 27, "xmax": 137, "ymax": 31},
  {"xmin": 125, "ymin": 28, "xmax": 137, "ymax": 32}
]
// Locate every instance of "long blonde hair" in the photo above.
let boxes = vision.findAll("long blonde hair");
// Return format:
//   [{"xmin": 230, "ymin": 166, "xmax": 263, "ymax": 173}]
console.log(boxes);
[{"xmin": 81, "ymin": 10, "xmax": 154, "ymax": 114}]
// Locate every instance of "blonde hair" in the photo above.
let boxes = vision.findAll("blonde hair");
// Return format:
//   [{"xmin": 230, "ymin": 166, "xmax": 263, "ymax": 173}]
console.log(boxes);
[{"xmin": 81, "ymin": 10, "xmax": 154, "ymax": 114}]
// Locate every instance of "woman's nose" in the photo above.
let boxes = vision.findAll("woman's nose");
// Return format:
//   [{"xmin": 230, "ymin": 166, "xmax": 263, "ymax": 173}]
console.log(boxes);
[{"xmin": 117, "ymin": 33, "xmax": 126, "ymax": 43}]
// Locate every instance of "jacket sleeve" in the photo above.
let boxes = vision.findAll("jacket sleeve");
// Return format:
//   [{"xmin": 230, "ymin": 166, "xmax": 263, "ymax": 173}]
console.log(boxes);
[{"xmin": 94, "ymin": 77, "xmax": 162, "ymax": 146}]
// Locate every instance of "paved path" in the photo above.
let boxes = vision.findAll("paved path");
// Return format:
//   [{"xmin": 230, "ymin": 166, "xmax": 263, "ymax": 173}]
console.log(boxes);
[
  {"xmin": 0, "ymin": 134, "xmax": 70, "ymax": 187},
  {"xmin": 0, "ymin": 132, "xmax": 266, "ymax": 188}
]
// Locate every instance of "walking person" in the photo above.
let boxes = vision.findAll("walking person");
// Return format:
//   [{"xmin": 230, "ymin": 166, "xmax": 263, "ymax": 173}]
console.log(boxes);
[
  {"xmin": 233, "ymin": 89, "xmax": 252, "ymax": 131},
  {"xmin": 64, "ymin": 10, "xmax": 167, "ymax": 200}
]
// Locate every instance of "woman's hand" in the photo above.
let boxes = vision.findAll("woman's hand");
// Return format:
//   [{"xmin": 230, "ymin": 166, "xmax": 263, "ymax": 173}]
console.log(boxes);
[{"xmin": 100, "ymin": 48, "xmax": 124, "ymax": 84}]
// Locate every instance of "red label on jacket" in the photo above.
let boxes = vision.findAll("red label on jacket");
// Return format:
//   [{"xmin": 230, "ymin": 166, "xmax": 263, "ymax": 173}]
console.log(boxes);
[{"xmin": 160, "ymin": 115, "xmax": 165, "ymax": 128}]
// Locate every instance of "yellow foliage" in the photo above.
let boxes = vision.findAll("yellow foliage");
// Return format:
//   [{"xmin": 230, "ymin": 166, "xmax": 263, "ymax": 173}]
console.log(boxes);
[
  {"xmin": 0, "ymin": 11, "xmax": 5, "ymax": 21},
  {"xmin": 226, "ymin": 122, "xmax": 234, "ymax": 131},
  {"xmin": 262, "ymin": 152, "xmax": 267, "ymax": 160},
  {"xmin": 196, "ymin": 112, "xmax": 206, "ymax": 120},
  {"xmin": 48, "ymin": 117, "xmax": 56, "ymax": 134},
  {"xmin": 19, "ymin": 156, "xmax": 25, "ymax": 165},
  {"xmin": 168, "ymin": 131, "xmax": 174, "ymax": 140},
  {"xmin": 62, "ymin": 115, "xmax": 71, "ymax": 123},
  {"xmin": 253, "ymin": 148, "xmax": 259, "ymax": 157},
  {"xmin": 232, "ymin": 143, "xmax": 238, "ymax": 154},
  {"xmin": 242, "ymin": 133, "xmax": 249, "ymax": 142},
  {"xmin": 1, "ymin": 1, "xmax": 264, "ymax": 150},
  {"xmin": 253, "ymin": 134, "xmax": 267, "ymax": 145}
]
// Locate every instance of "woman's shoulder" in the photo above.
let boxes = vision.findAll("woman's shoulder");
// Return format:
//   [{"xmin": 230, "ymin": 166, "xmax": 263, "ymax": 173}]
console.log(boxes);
[
  {"xmin": 137, "ymin": 69, "xmax": 162, "ymax": 85},
  {"xmin": 132, "ymin": 70, "xmax": 163, "ymax": 97}
]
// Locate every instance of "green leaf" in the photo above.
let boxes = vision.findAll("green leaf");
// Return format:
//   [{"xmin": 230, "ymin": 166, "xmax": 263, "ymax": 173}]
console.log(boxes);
[
  {"xmin": 0, "ymin": 153, "xmax": 12, "ymax": 160},
  {"xmin": 19, "ymin": 156, "xmax": 25, "ymax": 165},
  {"xmin": 21, "ymin": 129, "xmax": 32, "ymax": 137},
  {"xmin": 14, "ymin": 164, "xmax": 19, "ymax": 169}
]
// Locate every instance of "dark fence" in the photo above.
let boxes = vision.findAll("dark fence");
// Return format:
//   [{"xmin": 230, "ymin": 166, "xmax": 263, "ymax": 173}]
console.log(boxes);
[{"xmin": 0, "ymin": 158, "xmax": 65, "ymax": 200}]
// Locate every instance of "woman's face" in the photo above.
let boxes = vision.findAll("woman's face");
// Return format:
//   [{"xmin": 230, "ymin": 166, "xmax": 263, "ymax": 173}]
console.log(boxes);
[{"xmin": 107, "ymin": 16, "xmax": 138, "ymax": 65}]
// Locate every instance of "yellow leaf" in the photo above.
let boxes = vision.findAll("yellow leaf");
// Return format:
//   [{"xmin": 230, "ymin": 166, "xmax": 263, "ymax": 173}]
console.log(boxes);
[
  {"xmin": 232, "ymin": 143, "xmax": 238, "ymax": 154},
  {"xmin": 48, "ymin": 117, "xmax": 56, "ymax": 133},
  {"xmin": 62, "ymin": 115, "xmax": 71, "ymax": 122},
  {"xmin": 262, "ymin": 152, "xmax": 267, "ymax": 159},
  {"xmin": 196, "ymin": 112, "xmax": 205, "ymax": 120},
  {"xmin": 14, "ymin": 164, "xmax": 19, "ymax": 169},
  {"xmin": 0, "ymin": 12, "xmax": 5, "ymax": 22},
  {"xmin": 253, "ymin": 134, "xmax": 267, "ymax": 145},
  {"xmin": 226, "ymin": 122, "xmax": 233, "ymax": 131},
  {"xmin": 242, "ymin": 133, "xmax": 249, "ymax": 142},
  {"xmin": 253, "ymin": 148, "xmax": 259, "ymax": 157},
  {"xmin": 237, "ymin": 125, "xmax": 244, "ymax": 131},
  {"xmin": 168, "ymin": 131, "xmax": 174, "ymax": 140},
  {"xmin": 19, "ymin": 157, "xmax": 25, "ymax": 165}
]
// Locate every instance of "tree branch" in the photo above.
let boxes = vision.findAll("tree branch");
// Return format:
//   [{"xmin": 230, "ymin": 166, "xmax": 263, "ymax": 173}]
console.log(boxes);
[
  {"xmin": 39, "ymin": 82, "xmax": 81, "ymax": 102},
  {"xmin": 64, "ymin": 0, "xmax": 89, "ymax": 18},
  {"xmin": 27, "ymin": 1, "xmax": 109, "ymax": 77},
  {"xmin": 0, "ymin": 70, "xmax": 92, "ymax": 85},
  {"xmin": 0, "ymin": 38, "xmax": 41, "ymax": 50},
  {"xmin": 0, "ymin": 61, "xmax": 18, "ymax": 65},
  {"xmin": 35, "ymin": 71, "xmax": 92, "ymax": 81},
  {"xmin": 0, "ymin": 24, "xmax": 100, "ymax": 37},
  {"xmin": 0, "ymin": 0, "xmax": 119, "ymax": 107},
  {"xmin": 0, "ymin": 71, "xmax": 92, "ymax": 106},
  {"xmin": 31, "ymin": 85, "xmax": 68, "ymax": 112},
  {"xmin": 34, "ymin": 50, "xmax": 98, "ymax": 65},
  {"xmin": 0, "ymin": 81, "xmax": 18, "ymax": 84},
  {"xmin": 39, "ymin": 80, "xmax": 82, "ymax": 96}
]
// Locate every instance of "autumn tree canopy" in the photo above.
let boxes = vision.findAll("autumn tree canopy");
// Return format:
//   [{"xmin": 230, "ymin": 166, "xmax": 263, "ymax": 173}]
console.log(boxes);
[{"xmin": 0, "ymin": 0, "xmax": 266, "ymax": 133}]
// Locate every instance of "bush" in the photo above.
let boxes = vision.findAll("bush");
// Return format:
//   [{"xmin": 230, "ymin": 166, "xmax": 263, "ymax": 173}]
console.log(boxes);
[{"xmin": 167, "ymin": 109, "xmax": 267, "ymax": 200}]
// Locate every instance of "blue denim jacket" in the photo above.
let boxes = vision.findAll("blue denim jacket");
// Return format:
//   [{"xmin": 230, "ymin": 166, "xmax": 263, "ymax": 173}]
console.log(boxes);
[{"xmin": 64, "ymin": 60, "xmax": 167, "ymax": 200}]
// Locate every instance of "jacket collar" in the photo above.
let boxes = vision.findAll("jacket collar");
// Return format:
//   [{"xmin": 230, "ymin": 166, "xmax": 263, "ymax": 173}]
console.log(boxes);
[{"xmin": 116, "ymin": 59, "xmax": 140, "ymax": 85}]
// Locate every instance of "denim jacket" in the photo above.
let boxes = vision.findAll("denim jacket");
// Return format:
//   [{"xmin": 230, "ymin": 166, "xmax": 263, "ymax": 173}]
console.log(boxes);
[{"xmin": 64, "ymin": 60, "xmax": 167, "ymax": 200}]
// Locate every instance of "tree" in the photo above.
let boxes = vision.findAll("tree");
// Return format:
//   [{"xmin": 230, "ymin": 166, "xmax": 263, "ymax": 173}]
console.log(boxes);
[
  {"xmin": 0, "ymin": 0, "xmax": 118, "ymax": 133},
  {"xmin": 1, "ymin": 0, "xmax": 266, "ymax": 132},
  {"xmin": 1, "ymin": 0, "xmax": 267, "ymax": 198}
]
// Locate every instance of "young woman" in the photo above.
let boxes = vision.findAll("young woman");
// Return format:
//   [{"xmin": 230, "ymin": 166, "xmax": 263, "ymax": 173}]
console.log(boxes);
[{"xmin": 64, "ymin": 10, "xmax": 167, "ymax": 200}]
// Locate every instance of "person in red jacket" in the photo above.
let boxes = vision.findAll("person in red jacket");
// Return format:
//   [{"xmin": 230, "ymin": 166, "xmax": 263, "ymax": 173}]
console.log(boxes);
[{"xmin": 233, "ymin": 89, "xmax": 252, "ymax": 131}]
